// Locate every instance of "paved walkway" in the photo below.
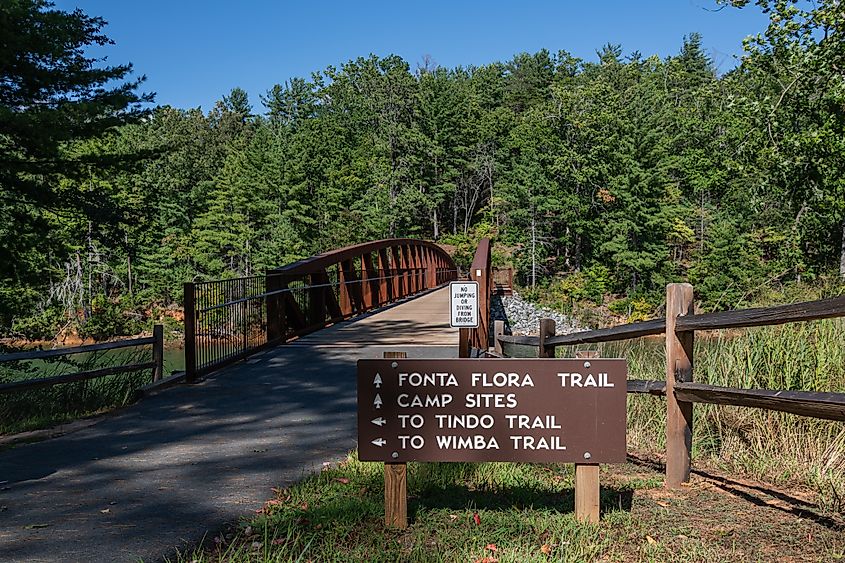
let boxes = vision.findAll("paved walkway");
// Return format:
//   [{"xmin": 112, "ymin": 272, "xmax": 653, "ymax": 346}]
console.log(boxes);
[{"xmin": 0, "ymin": 288, "xmax": 458, "ymax": 562}]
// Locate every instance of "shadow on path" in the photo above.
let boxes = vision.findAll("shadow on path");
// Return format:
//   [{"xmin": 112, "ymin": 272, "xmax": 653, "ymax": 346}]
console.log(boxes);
[{"xmin": 0, "ymin": 302, "xmax": 457, "ymax": 562}]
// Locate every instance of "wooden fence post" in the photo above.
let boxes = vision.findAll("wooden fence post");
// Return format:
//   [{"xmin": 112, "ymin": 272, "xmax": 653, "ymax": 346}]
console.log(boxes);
[
  {"xmin": 493, "ymin": 320, "xmax": 505, "ymax": 355},
  {"xmin": 383, "ymin": 351, "xmax": 408, "ymax": 529},
  {"xmin": 665, "ymin": 283, "xmax": 695, "ymax": 487},
  {"xmin": 574, "ymin": 350, "xmax": 600, "ymax": 522},
  {"xmin": 152, "ymin": 324, "xmax": 164, "ymax": 383},
  {"xmin": 183, "ymin": 282, "xmax": 197, "ymax": 383},
  {"xmin": 538, "ymin": 318, "xmax": 556, "ymax": 358}
]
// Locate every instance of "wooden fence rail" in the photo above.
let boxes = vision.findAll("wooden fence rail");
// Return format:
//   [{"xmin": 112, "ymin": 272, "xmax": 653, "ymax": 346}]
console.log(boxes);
[
  {"xmin": 0, "ymin": 325, "xmax": 164, "ymax": 395},
  {"xmin": 494, "ymin": 284, "xmax": 845, "ymax": 487}
]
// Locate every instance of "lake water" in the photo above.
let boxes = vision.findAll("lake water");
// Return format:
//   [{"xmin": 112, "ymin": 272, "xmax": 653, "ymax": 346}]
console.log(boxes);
[{"xmin": 1, "ymin": 344, "xmax": 188, "ymax": 378}]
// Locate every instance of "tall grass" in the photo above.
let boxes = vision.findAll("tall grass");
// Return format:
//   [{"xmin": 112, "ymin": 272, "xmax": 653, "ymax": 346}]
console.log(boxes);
[
  {"xmin": 568, "ymin": 319, "xmax": 845, "ymax": 509},
  {"xmin": 0, "ymin": 347, "xmax": 152, "ymax": 434}
]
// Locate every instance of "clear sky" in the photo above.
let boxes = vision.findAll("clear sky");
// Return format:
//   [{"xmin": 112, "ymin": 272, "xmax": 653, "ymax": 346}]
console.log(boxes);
[{"xmin": 54, "ymin": 0, "xmax": 771, "ymax": 113}]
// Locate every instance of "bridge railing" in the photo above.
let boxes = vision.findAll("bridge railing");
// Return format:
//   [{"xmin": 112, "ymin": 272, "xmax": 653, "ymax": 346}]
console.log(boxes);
[
  {"xmin": 494, "ymin": 283, "xmax": 845, "ymax": 487},
  {"xmin": 464, "ymin": 238, "xmax": 492, "ymax": 353},
  {"xmin": 184, "ymin": 239, "xmax": 458, "ymax": 380}
]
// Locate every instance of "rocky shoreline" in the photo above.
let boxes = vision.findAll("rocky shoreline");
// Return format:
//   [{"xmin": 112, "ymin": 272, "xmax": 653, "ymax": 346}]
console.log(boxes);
[{"xmin": 491, "ymin": 291, "xmax": 584, "ymax": 336}]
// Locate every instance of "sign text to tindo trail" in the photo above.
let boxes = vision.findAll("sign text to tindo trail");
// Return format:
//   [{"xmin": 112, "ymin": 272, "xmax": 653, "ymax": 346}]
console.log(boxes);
[{"xmin": 357, "ymin": 358, "xmax": 626, "ymax": 463}]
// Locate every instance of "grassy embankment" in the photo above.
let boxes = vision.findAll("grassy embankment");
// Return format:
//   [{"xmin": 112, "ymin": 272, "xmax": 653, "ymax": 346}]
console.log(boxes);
[
  {"xmin": 599, "ymin": 322, "xmax": 845, "ymax": 499},
  {"xmin": 177, "ymin": 316, "xmax": 845, "ymax": 562},
  {"xmin": 0, "ymin": 348, "xmax": 152, "ymax": 435}
]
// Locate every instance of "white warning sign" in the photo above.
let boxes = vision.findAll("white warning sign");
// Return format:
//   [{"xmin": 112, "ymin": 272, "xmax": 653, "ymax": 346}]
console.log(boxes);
[{"xmin": 449, "ymin": 281, "xmax": 479, "ymax": 328}]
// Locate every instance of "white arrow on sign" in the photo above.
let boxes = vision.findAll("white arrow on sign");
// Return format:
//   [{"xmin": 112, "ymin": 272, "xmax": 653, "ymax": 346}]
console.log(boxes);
[
  {"xmin": 371, "ymin": 438, "xmax": 387, "ymax": 447},
  {"xmin": 373, "ymin": 373, "xmax": 382, "ymax": 388},
  {"xmin": 373, "ymin": 394, "xmax": 382, "ymax": 409},
  {"xmin": 371, "ymin": 417, "xmax": 386, "ymax": 427}
]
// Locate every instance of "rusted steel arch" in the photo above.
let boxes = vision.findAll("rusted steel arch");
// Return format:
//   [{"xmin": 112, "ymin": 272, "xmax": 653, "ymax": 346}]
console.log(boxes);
[
  {"xmin": 184, "ymin": 238, "xmax": 458, "ymax": 380},
  {"xmin": 467, "ymin": 238, "xmax": 492, "ymax": 351},
  {"xmin": 265, "ymin": 239, "xmax": 458, "ymax": 341},
  {"xmin": 270, "ymin": 238, "xmax": 456, "ymax": 277}
]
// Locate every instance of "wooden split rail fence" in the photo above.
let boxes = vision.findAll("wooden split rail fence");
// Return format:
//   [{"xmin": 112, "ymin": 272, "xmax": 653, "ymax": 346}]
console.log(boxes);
[
  {"xmin": 0, "ymin": 325, "xmax": 164, "ymax": 395},
  {"xmin": 495, "ymin": 283, "xmax": 845, "ymax": 487},
  {"xmin": 184, "ymin": 238, "xmax": 458, "ymax": 381}
]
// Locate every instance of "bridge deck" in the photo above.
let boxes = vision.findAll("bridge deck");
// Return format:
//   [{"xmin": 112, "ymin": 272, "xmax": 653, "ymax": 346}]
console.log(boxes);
[
  {"xmin": 0, "ymin": 287, "xmax": 457, "ymax": 562},
  {"xmin": 294, "ymin": 285, "xmax": 458, "ymax": 346}
]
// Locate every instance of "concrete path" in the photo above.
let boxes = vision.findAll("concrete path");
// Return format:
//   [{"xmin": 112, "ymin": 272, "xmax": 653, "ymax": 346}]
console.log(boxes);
[{"xmin": 0, "ymin": 288, "xmax": 458, "ymax": 562}]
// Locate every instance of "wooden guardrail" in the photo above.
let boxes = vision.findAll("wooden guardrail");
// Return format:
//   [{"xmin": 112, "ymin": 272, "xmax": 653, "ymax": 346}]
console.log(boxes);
[
  {"xmin": 184, "ymin": 239, "xmax": 458, "ymax": 380},
  {"xmin": 495, "ymin": 284, "xmax": 845, "ymax": 487},
  {"xmin": 0, "ymin": 325, "xmax": 164, "ymax": 394}
]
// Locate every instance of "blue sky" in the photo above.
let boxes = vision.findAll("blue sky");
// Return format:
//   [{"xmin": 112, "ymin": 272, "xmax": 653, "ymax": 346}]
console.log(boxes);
[{"xmin": 55, "ymin": 1, "xmax": 771, "ymax": 113}]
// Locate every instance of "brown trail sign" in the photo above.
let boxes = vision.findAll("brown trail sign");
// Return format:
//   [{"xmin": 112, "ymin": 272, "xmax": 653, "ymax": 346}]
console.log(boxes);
[{"xmin": 357, "ymin": 358, "xmax": 627, "ymax": 464}]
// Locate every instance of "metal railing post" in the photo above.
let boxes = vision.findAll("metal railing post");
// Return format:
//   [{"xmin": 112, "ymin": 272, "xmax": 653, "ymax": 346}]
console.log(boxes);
[{"xmin": 183, "ymin": 282, "xmax": 197, "ymax": 383}]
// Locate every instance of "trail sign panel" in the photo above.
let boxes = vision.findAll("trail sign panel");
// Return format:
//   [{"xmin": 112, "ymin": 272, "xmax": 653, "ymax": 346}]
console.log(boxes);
[
  {"xmin": 449, "ymin": 282, "xmax": 479, "ymax": 328},
  {"xmin": 357, "ymin": 358, "xmax": 626, "ymax": 463}
]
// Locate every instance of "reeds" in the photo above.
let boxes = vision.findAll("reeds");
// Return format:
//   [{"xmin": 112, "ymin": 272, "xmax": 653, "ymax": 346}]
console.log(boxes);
[{"xmin": 590, "ymin": 319, "xmax": 845, "ymax": 511}]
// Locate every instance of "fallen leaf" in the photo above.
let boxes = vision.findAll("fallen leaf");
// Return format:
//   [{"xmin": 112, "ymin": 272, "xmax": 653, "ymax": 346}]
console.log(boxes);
[
  {"xmin": 448, "ymin": 514, "xmax": 458, "ymax": 521},
  {"xmin": 334, "ymin": 477, "xmax": 350, "ymax": 485},
  {"xmin": 272, "ymin": 538, "xmax": 286, "ymax": 545},
  {"xmin": 646, "ymin": 535, "xmax": 657, "ymax": 545},
  {"xmin": 656, "ymin": 501, "xmax": 669, "ymax": 508},
  {"xmin": 474, "ymin": 558, "xmax": 498, "ymax": 563},
  {"xmin": 100, "ymin": 509, "xmax": 110, "ymax": 514},
  {"xmin": 540, "ymin": 544, "xmax": 551, "ymax": 554},
  {"xmin": 300, "ymin": 502, "xmax": 309, "ymax": 511},
  {"xmin": 473, "ymin": 512, "xmax": 481, "ymax": 526},
  {"xmin": 486, "ymin": 544, "xmax": 498, "ymax": 551}
]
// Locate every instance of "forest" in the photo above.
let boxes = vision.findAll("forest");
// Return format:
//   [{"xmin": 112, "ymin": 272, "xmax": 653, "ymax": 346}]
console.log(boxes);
[{"xmin": 1, "ymin": 0, "xmax": 843, "ymax": 341}]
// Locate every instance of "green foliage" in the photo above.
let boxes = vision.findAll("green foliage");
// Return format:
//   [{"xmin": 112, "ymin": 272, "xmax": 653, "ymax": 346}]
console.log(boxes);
[
  {"xmin": 5, "ymin": 1, "xmax": 845, "ymax": 337},
  {"xmin": 548, "ymin": 264, "xmax": 612, "ymax": 305},
  {"xmin": 78, "ymin": 295, "xmax": 144, "ymax": 341},
  {"xmin": 607, "ymin": 297, "xmax": 655, "ymax": 322}
]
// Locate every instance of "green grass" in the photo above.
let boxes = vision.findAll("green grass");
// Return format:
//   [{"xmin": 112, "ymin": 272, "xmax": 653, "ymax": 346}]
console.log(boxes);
[
  {"xmin": 172, "ymin": 317, "xmax": 845, "ymax": 562},
  {"xmin": 584, "ymin": 319, "xmax": 845, "ymax": 509},
  {"xmin": 0, "ymin": 348, "xmax": 152, "ymax": 435},
  {"xmin": 175, "ymin": 452, "xmax": 845, "ymax": 562}
]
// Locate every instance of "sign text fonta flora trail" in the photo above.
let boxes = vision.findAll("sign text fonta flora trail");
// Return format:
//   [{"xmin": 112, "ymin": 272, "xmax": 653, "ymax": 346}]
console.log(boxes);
[{"xmin": 357, "ymin": 359, "xmax": 627, "ymax": 463}]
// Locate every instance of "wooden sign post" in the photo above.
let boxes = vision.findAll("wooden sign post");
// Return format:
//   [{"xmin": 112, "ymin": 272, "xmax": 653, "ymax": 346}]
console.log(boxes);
[
  {"xmin": 382, "ymin": 351, "xmax": 408, "ymax": 529},
  {"xmin": 574, "ymin": 350, "xmax": 600, "ymax": 523}
]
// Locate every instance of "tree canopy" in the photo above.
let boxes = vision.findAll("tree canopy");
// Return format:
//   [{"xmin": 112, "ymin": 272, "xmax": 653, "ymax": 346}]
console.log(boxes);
[{"xmin": 3, "ymin": 0, "xmax": 845, "ymax": 339}]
